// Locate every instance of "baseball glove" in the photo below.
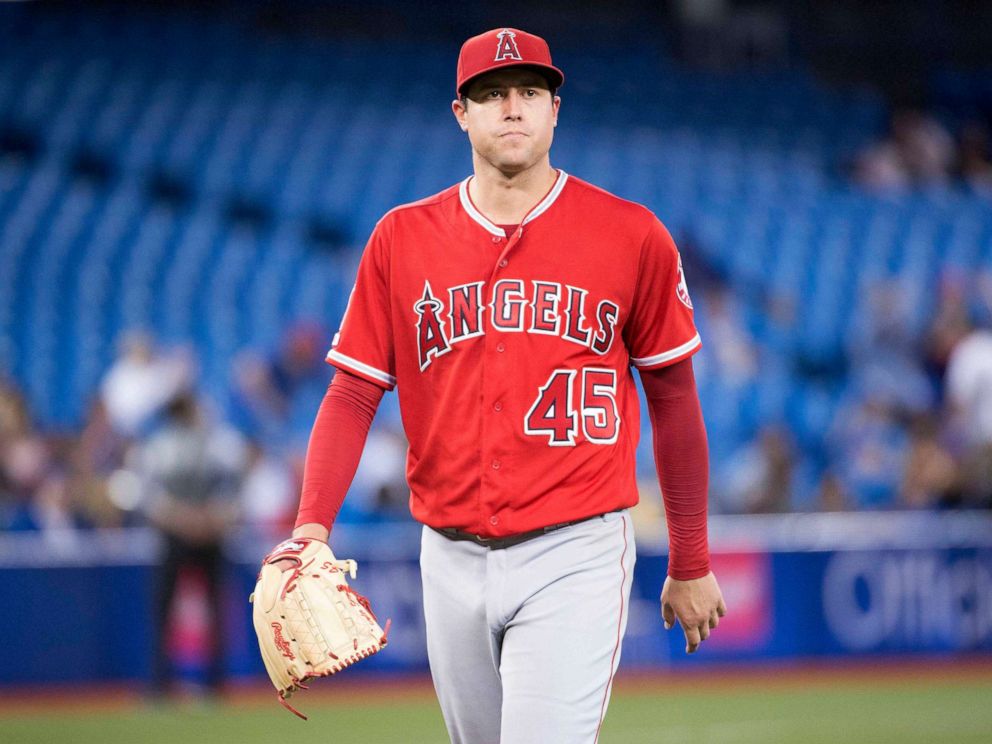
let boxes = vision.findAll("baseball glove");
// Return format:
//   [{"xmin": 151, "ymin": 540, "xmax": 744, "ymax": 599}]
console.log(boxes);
[{"xmin": 250, "ymin": 537, "xmax": 389, "ymax": 719}]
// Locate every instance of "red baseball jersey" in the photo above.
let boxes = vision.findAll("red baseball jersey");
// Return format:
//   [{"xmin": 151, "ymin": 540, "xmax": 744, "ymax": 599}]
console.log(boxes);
[{"xmin": 328, "ymin": 170, "xmax": 701, "ymax": 537}]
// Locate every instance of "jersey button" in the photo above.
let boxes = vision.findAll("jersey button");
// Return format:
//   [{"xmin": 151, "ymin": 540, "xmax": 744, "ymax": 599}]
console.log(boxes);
[
  {"xmin": 489, "ymin": 516, "xmax": 499, "ymax": 526},
  {"xmin": 492, "ymin": 236, "xmax": 502, "ymax": 243},
  {"xmin": 491, "ymin": 459, "xmax": 501, "ymax": 470},
  {"xmin": 496, "ymin": 342, "xmax": 506, "ymax": 353},
  {"xmin": 493, "ymin": 401, "xmax": 503, "ymax": 412},
  {"xmin": 498, "ymin": 259, "xmax": 508, "ymax": 268}
]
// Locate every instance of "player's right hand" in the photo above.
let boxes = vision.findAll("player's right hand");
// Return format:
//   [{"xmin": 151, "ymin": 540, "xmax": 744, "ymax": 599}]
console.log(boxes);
[{"xmin": 660, "ymin": 571, "xmax": 727, "ymax": 654}]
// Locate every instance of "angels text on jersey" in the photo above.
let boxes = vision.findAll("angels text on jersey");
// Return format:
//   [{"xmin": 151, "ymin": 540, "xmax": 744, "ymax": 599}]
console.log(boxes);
[{"xmin": 414, "ymin": 278, "xmax": 620, "ymax": 372}]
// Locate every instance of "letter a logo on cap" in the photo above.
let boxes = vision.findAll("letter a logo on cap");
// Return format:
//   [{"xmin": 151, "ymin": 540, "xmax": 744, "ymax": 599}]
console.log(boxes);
[{"xmin": 494, "ymin": 29, "xmax": 523, "ymax": 61}]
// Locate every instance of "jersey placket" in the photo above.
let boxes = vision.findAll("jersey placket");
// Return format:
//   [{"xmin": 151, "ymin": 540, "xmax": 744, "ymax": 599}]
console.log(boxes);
[
  {"xmin": 477, "ymin": 225, "xmax": 525, "ymax": 535},
  {"xmin": 457, "ymin": 171, "xmax": 566, "ymax": 536}
]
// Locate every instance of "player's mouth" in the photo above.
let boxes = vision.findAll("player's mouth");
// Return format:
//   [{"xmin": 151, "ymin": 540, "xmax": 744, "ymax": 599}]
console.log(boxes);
[{"xmin": 499, "ymin": 131, "xmax": 528, "ymax": 138}]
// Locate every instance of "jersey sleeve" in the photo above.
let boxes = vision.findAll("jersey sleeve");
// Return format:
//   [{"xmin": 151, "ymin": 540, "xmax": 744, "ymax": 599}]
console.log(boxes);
[
  {"xmin": 624, "ymin": 218, "xmax": 701, "ymax": 370},
  {"xmin": 326, "ymin": 222, "xmax": 397, "ymax": 390}
]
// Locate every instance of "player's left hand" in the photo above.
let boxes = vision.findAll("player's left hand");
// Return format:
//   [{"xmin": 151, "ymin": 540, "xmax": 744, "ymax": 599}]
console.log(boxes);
[{"xmin": 660, "ymin": 571, "xmax": 727, "ymax": 654}]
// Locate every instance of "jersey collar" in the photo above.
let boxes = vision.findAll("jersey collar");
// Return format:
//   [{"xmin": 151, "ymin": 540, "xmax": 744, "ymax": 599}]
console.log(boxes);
[{"xmin": 459, "ymin": 169, "xmax": 569, "ymax": 237}]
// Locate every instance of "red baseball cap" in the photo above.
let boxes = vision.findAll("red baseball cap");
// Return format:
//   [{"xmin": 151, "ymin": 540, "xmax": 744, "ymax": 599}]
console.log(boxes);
[{"xmin": 456, "ymin": 28, "xmax": 565, "ymax": 97}]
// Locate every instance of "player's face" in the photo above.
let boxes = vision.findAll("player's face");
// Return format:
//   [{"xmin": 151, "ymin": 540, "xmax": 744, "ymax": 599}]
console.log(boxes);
[{"xmin": 452, "ymin": 69, "xmax": 560, "ymax": 177}]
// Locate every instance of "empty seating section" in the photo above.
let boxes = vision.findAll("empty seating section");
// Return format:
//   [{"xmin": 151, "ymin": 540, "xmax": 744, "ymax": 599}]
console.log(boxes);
[{"xmin": 1, "ymin": 7, "xmax": 990, "ymax": 505}]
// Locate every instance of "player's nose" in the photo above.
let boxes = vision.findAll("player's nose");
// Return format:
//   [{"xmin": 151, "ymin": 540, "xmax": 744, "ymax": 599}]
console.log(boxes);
[{"xmin": 502, "ymin": 89, "xmax": 524, "ymax": 118}]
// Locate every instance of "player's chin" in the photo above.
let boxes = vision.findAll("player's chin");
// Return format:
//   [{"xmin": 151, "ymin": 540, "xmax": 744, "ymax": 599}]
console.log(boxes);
[{"xmin": 489, "ymin": 150, "xmax": 537, "ymax": 175}]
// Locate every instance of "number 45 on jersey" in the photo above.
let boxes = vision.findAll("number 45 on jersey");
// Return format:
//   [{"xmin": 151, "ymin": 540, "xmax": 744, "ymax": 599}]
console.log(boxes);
[{"xmin": 524, "ymin": 367, "xmax": 619, "ymax": 447}]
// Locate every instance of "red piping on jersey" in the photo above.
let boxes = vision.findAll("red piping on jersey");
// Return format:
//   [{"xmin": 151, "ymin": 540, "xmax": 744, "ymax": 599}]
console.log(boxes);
[{"xmin": 594, "ymin": 514, "xmax": 628, "ymax": 743}]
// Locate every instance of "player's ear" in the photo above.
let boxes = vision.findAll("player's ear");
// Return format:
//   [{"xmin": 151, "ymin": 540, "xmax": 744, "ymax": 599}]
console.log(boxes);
[
  {"xmin": 552, "ymin": 95, "xmax": 561, "ymax": 127},
  {"xmin": 452, "ymin": 98, "xmax": 469, "ymax": 132}
]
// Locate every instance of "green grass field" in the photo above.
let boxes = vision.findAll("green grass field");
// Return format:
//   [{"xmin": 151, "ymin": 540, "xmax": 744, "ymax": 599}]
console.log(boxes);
[{"xmin": 3, "ymin": 673, "xmax": 990, "ymax": 744}]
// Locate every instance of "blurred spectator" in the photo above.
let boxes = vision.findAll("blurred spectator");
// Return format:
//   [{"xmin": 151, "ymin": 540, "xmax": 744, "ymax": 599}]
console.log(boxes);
[
  {"xmin": 853, "ymin": 140, "xmax": 911, "ymax": 191},
  {"xmin": 827, "ymin": 396, "xmax": 908, "ymax": 509},
  {"xmin": 974, "ymin": 270, "xmax": 992, "ymax": 327},
  {"xmin": 230, "ymin": 321, "xmax": 327, "ymax": 442},
  {"xmin": 850, "ymin": 280, "xmax": 934, "ymax": 414},
  {"xmin": 851, "ymin": 280, "xmax": 915, "ymax": 357},
  {"xmin": 853, "ymin": 109, "xmax": 955, "ymax": 191},
  {"xmin": 239, "ymin": 439, "xmax": 298, "ymax": 534},
  {"xmin": 957, "ymin": 121, "xmax": 992, "ymax": 195},
  {"xmin": 899, "ymin": 414, "xmax": 959, "ymax": 508},
  {"xmin": 0, "ymin": 381, "xmax": 28, "ymax": 494},
  {"xmin": 345, "ymin": 424, "xmax": 409, "ymax": 521},
  {"xmin": 0, "ymin": 381, "xmax": 60, "ymax": 531},
  {"xmin": 891, "ymin": 110, "xmax": 955, "ymax": 185},
  {"xmin": 101, "ymin": 331, "xmax": 193, "ymax": 438},
  {"xmin": 230, "ymin": 350, "xmax": 286, "ymax": 442},
  {"xmin": 813, "ymin": 472, "xmax": 851, "ymax": 512},
  {"xmin": 717, "ymin": 425, "xmax": 795, "ymax": 513},
  {"xmin": 944, "ymin": 320, "xmax": 992, "ymax": 508},
  {"xmin": 944, "ymin": 321, "xmax": 992, "ymax": 447},
  {"xmin": 1, "ymin": 432, "xmax": 53, "ymax": 529},
  {"xmin": 139, "ymin": 392, "xmax": 247, "ymax": 697},
  {"xmin": 269, "ymin": 322, "xmax": 327, "ymax": 397},
  {"xmin": 925, "ymin": 271, "xmax": 974, "ymax": 394},
  {"xmin": 67, "ymin": 399, "xmax": 131, "ymax": 528},
  {"xmin": 0, "ymin": 378, "xmax": 29, "ymax": 441},
  {"xmin": 696, "ymin": 286, "xmax": 759, "ymax": 389}
]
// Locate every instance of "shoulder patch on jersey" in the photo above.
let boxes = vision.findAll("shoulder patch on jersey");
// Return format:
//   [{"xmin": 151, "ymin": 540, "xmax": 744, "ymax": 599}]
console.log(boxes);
[{"xmin": 676, "ymin": 254, "xmax": 693, "ymax": 309}]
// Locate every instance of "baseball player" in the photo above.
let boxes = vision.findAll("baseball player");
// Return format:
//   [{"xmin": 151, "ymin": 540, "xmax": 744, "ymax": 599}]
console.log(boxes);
[{"xmin": 272, "ymin": 27, "xmax": 726, "ymax": 743}]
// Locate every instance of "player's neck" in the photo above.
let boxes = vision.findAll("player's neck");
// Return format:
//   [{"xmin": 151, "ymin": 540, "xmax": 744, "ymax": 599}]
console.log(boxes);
[{"xmin": 468, "ymin": 159, "xmax": 557, "ymax": 225}]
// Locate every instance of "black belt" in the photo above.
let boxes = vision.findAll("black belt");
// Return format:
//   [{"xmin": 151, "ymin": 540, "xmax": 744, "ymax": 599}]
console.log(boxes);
[{"xmin": 431, "ymin": 513, "xmax": 605, "ymax": 550}]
